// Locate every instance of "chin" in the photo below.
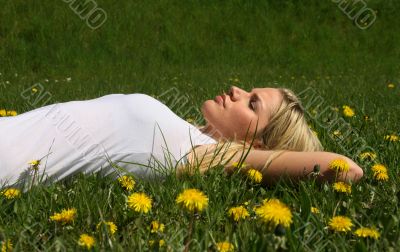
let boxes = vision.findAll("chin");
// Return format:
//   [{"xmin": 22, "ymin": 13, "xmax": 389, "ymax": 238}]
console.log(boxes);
[
  {"xmin": 201, "ymin": 101, "xmax": 221, "ymax": 129},
  {"xmin": 200, "ymin": 100, "xmax": 214, "ymax": 118}
]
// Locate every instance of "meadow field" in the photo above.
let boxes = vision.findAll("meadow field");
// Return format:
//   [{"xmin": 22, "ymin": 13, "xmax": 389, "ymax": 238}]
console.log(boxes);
[{"xmin": 0, "ymin": 0, "xmax": 399, "ymax": 251}]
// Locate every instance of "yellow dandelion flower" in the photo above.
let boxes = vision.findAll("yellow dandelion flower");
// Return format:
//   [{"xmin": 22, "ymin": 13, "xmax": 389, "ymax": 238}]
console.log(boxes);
[
  {"xmin": 0, "ymin": 109, "xmax": 6, "ymax": 117},
  {"xmin": 117, "ymin": 175, "xmax": 135, "ymax": 191},
  {"xmin": 311, "ymin": 207, "xmax": 320, "ymax": 214},
  {"xmin": 228, "ymin": 206, "xmax": 250, "ymax": 222},
  {"xmin": 150, "ymin": 221, "xmax": 165, "ymax": 233},
  {"xmin": 333, "ymin": 130, "xmax": 341, "ymax": 137},
  {"xmin": 6, "ymin": 111, "xmax": 17, "ymax": 116},
  {"xmin": 28, "ymin": 159, "xmax": 40, "ymax": 171},
  {"xmin": 374, "ymin": 172, "xmax": 389, "ymax": 181},
  {"xmin": 1, "ymin": 239, "xmax": 12, "ymax": 252},
  {"xmin": 371, "ymin": 164, "xmax": 387, "ymax": 174},
  {"xmin": 96, "ymin": 221, "xmax": 117, "ymax": 235},
  {"xmin": 354, "ymin": 227, "xmax": 380, "ymax": 239},
  {"xmin": 32, "ymin": 87, "xmax": 38, "ymax": 93},
  {"xmin": 328, "ymin": 159, "xmax": 350, "ymax": 172},
  {"xmin": 232, "ymin": 162, "xmax": 247, "ymax": 169},
  {"xmin": 371, "ymin": 164, "xmax": 389, "ymax": 181},
  {"xmin": 333, "ymin": 182, "xmax": 352, "ymax": 194},
  {"xmin": 342, "ymin": 105, "xmax": 355, "ymax": 117},
  {"xmin": 28, "ymin": 160, "xmax": 40, "ymax": 166},
  {"xmin": 148, "ymin": 240, "xmax": 155, "ymax": 247},
  {"xmin": 384, "ymin": 134, "xmax": 399, "ymax": 142},
  {"xmin": 328, "ymin": 216, "xmax": 353, "ymax": 232},
  {"xmin": 387, "ymin": 83, "xmax": 395, "ymax": 88},
  {"xmin": 216, "ymin": 241, "xmax": 235, "ymax": 252},
  {"xmin": 78, "ymin": 234, "xmax": 95, "ymax": 249},
  {"xmin": 149, "ymin": 239, "xmax": 165, "ymax": 248},
  {"xmin": 186, "ymin": 117, "xmax": 195, "ymax": 124},
  {"xmin": 127, "ymin": 192, "xmax": 152, "ymax": 213},
  {"xmin": 247, "ymin": 169, "xmax": 263, "ymax": 183},
  {"xmin": 50, "ymin": 208, "xmax": 77, "ymax": 224},
  {"xmin": 1, "ymin": 188, "xmax": 21, "ymax": 199},
  {"xmin": 176, "ymin": 188, "xmax": 208, "ymax": 212},
  {"xmin": 255, "ymin": 198, "xmax": 293, "ymax": 228},
  {"xmin": 359, "ymin": 152, "xmax": 377, "ymax": 161}
]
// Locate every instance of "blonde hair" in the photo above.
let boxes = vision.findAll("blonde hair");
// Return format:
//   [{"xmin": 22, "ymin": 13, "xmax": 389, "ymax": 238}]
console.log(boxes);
[{"xmin": 178, "ymin": 87, "xmax": 323, "ymax": 176}]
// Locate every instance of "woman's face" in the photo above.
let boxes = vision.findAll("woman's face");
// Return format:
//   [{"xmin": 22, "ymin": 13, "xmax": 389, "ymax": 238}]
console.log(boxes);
[{"xmin": 201, "ymin": 86, "xmax": 283, "ymax": 142}]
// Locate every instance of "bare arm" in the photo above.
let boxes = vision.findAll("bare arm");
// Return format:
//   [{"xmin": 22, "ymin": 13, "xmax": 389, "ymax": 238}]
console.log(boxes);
[{"xmin": 185, "ymin": 144, "xmax": 364, "ymax": 185}]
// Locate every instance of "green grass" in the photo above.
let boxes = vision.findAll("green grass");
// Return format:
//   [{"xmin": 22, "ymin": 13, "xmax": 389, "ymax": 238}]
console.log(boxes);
[{"xmin": 1, "ymin": 0, "xmax": 399, "ymax": 251}]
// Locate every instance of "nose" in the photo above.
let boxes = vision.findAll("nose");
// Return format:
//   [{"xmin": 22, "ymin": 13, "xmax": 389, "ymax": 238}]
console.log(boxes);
[{"xmin": 229, "ymin": 86, "xmax": 248, "ymax": 101}]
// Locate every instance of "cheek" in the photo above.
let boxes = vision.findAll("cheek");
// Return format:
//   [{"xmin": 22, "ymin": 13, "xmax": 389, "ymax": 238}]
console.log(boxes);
[
  {"xmin": 237, "ymin": 115, "xmax": 255, "ymax": 134},
  {"xmin": 227, "ymin": 108, "xmax": 255, "ymax": 132},
  {"xmin": 230, "ymin": 107, "xmax": 252, "ymax": 124}
]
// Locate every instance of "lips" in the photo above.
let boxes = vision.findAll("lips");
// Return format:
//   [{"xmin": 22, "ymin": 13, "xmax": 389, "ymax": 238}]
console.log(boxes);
[
  {"xmin": 222, "ymin": 94, "xmax": 227, "ymax": 103},
  {"xmin": 214, "ymin": 95, "xmax": 224, "ymax": 106}
]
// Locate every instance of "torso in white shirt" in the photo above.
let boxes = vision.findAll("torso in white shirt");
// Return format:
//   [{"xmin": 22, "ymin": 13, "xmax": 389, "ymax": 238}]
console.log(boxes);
[{"xmin": 0, "ymin": 93, "xmax": 216, "ymax": 188}]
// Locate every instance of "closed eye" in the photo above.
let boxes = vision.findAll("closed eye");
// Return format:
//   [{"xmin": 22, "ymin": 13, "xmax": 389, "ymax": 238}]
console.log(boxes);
[{"xmin": 249, "ymin": 96, "xmax": 257, "ymax": 111}]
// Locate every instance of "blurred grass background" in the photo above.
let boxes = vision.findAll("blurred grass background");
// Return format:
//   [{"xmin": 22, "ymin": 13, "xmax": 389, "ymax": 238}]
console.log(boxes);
[
  {"xmin": 0, "ymin": 0, "xmax": 399, "ymax": 251},
  {"xmin": 1, "ymin": 0, "xmax": 399, "ymax": 99}
]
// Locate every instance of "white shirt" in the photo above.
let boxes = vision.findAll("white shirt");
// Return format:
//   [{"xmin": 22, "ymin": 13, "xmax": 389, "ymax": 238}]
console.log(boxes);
[{"xmin": 0, "ymin": 94, "xmax": 216, "ymax": 189}]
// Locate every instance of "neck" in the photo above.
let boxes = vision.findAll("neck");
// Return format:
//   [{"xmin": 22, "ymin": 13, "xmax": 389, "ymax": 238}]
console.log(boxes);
[
  {"xmin": 200, "ymin": 125, "xmax": 263, "ymax": 148},
  {"xmin": 199, "ymin": 124, "xmax": 222, "ymax": 141}
]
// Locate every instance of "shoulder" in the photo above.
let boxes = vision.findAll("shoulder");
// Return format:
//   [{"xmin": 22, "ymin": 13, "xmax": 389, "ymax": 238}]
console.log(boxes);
[
  {"xmin": 93, "ymin": 93, "xmax": 156, "ymax": 101},
  {"xmin": 122, "ymin": 93, "xmax": 171, "ymax": 108}
]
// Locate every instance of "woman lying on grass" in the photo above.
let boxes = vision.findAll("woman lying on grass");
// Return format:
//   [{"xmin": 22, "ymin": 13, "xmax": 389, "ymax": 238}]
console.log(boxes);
[
  {"xmin": 0, "ymin": 86, "xmax": 363, "ymax": 190},
  {"xmin": 181, "ymin": 86, "xmax": 363, "ymax": 185}
]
